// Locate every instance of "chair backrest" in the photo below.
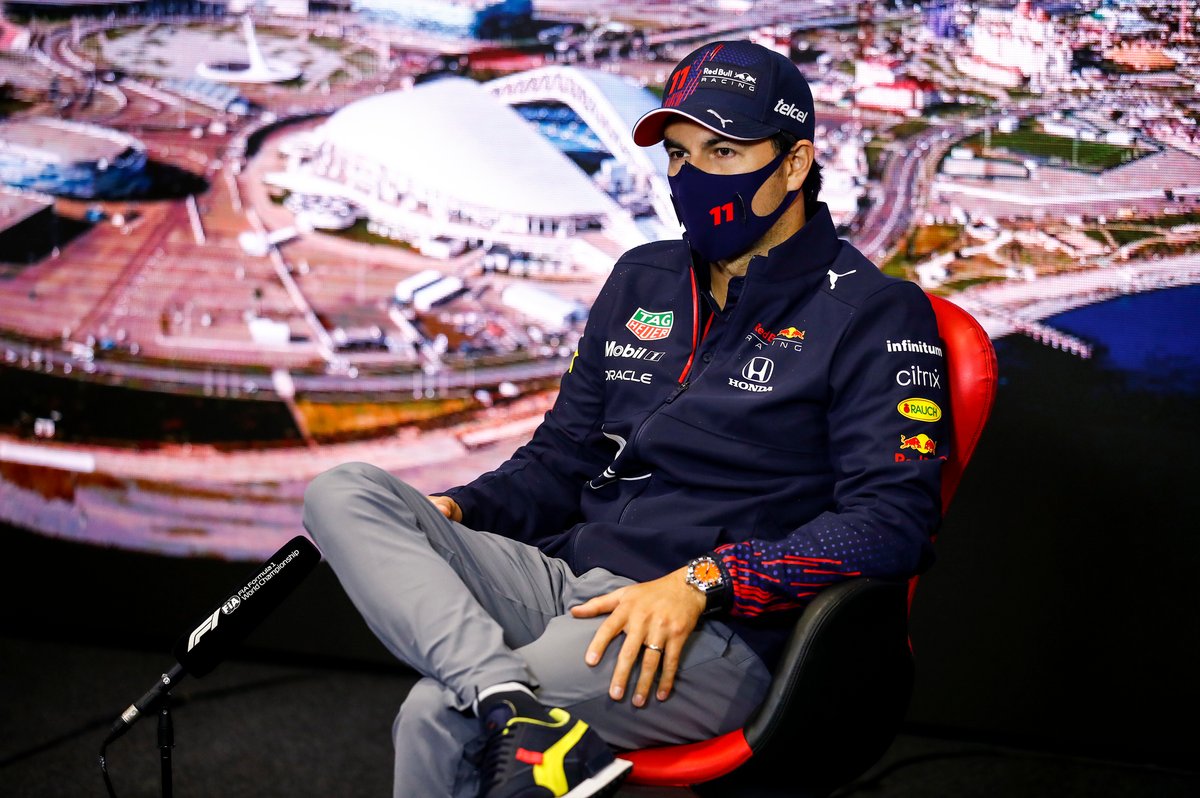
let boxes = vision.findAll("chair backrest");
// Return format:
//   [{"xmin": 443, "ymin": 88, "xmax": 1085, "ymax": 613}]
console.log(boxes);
[{"xmin": 927, "ymin": 293, "xmax": 998, "ymax": 515}]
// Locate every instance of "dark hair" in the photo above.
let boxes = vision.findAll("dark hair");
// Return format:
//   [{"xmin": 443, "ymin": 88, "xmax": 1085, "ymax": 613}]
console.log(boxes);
[{"xmin": 770, "ymin": 130, "xmax": 822, "ymax": 213}]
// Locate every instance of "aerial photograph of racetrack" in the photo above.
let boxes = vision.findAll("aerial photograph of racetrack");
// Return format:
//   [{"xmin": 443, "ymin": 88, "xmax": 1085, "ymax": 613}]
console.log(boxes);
[{"xmin": 3, "ymin": 0, "xmax": 1199, "ymax": 561}]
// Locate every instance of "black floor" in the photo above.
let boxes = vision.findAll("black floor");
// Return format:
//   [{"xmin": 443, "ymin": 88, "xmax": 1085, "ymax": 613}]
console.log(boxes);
[
  {"xmin": 2, "ymin": 520, "xmax": 1197, "ymax": 797},
  {"xmin": 2, "ymin": 635, "xmax": 1196, "ymax": 798}
]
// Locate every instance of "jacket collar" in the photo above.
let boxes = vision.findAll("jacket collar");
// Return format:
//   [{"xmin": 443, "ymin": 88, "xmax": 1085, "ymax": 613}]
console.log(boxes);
[
  {"xmin": 691, "ymin": 201, "xmax": 842, "ymax": 311},
  {"xmin": 746, "ymin": 201, "xmax": 842, "ymax": 284}
]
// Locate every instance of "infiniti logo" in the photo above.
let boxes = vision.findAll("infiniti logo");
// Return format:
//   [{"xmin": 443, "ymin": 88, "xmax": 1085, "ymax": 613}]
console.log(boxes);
[{"xmin": 742, "ymin": 357, "xmax": 774, "ymax": 383}]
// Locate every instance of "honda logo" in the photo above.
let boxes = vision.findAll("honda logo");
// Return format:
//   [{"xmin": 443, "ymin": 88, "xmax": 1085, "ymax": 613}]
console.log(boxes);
[{"xmin": 742, "ymin": 357, "xmax": 774, "ymax": 384}]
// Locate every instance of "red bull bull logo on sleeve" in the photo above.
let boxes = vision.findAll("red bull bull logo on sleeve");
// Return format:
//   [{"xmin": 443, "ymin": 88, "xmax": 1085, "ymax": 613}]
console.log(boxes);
[{"xmin": 899, "ymin": 433, "xmax": 937, "ymax": 455}]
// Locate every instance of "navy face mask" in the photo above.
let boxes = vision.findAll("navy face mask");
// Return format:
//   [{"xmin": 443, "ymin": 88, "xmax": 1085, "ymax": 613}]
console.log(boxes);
[{"xmin": 668, "ymin": 149, "xmax": 801, "ymax": 264}]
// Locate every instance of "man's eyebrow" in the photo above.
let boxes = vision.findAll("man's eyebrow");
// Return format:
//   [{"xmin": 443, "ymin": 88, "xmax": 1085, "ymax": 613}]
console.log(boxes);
[{"xmin": 662, "ymin": 135, "xmax": 737, "ymax": 151}]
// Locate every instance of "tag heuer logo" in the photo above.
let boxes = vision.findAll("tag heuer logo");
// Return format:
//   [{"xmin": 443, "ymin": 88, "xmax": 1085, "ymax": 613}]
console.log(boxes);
[{"xmin": 626, "ymin": 308, "xmax": 674, "ymax": 341}]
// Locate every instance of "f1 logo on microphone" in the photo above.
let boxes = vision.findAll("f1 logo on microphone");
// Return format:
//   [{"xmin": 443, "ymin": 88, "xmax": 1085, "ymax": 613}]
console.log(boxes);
[
  {"xmin": 742, "ymin": 357, "xmax": 774, "ymax": 384},
  {"xmin": 187, "ymin": 609, "xmax": 221, "ymax": 652}
]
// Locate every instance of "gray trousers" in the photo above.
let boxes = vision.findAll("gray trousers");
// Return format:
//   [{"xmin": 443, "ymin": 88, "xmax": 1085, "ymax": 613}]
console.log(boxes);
[{"xmin": 302, "ymin": 462, "xmax": 771, "ymax": 798}]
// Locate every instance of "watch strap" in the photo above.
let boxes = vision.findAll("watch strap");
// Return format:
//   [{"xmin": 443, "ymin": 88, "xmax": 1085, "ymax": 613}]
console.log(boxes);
[{"xmin": 688, "ymin": 555, "xmax": 732, "ymax": 616}]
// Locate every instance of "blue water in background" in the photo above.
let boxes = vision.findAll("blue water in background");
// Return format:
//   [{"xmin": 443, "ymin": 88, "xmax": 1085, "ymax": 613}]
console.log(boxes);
[{"xmin": 1047, "ymin": 284, "xmax": 1200, "ymax": 395}]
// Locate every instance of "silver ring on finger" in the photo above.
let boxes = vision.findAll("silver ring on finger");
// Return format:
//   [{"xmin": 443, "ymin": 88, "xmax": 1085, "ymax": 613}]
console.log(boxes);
[{"xmin": 645, "ymin": 643, "xmax": 663, "ymax": 652}]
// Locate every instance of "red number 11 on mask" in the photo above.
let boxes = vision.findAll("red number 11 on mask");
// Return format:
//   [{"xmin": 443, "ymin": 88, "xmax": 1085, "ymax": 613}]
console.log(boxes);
[{"xmin": 709, "ymin": 202, "xmax": 734, "ymax": 226}]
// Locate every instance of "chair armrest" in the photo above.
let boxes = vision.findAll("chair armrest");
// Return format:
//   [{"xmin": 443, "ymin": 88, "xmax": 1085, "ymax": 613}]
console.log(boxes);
[{"xmin": 738, "ymin": 578, "xmax": 914, "ymax": 789}]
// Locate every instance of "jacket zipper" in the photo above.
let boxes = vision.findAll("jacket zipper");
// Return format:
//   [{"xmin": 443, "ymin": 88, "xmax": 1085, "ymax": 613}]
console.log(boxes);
[
  {"xmin": 677, "ymin": 268, "xmax": 704, "ymax": 384},
  {"xmin": 615, "ymin": 268, "xmax": 711, "ymax": 522}
]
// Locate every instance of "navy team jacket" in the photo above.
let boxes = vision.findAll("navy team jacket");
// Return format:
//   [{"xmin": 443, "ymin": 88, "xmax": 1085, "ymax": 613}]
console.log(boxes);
[{"xmin": 443, "ymin": 204, "xmax": 950, "ymax": 668}]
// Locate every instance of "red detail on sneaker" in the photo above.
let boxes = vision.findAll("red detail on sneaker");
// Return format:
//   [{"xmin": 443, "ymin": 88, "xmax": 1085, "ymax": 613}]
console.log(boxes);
[{"xmin": 515, "ymin": 748, "xmax": 544, "ymax": 765}]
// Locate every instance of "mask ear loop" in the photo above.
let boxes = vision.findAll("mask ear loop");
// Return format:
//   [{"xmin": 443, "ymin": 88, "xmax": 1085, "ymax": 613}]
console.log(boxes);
[{"xmin": 736, "ymin": 150, "xmax": 799, "ymax": 225}]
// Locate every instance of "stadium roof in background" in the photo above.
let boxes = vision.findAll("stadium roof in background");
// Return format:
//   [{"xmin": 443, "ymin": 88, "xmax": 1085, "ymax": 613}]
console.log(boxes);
[
  {"xmin": 0, "ymin": 118, "xmax": 142, "ymax": 165},
  {"xmin": 317, "ymin": 77, "xmax": 615, "ymax": 219},
  {"xmin": 564, "ymin": 68, "xmax": 670, "ymax": 177}
]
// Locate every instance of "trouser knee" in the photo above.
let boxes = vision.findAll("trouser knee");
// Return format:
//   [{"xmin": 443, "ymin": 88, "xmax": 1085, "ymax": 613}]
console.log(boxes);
[{"xmin": 302, "ymin": 461, "xmax": 408, "ymax": 546}]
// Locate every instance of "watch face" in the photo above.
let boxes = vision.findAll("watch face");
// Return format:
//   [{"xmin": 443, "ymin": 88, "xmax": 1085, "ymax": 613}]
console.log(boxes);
[
  {"xmin": 693, "ymin": 560, "xmax": 721, "ymax": 584},
  {"xmin": 690, "ymin": 558, "xmax": 723, "ymax": 590}
]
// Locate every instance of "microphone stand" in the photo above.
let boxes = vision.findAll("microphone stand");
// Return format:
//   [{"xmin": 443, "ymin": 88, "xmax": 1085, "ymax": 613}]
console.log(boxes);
[
  {"xmin": 157, "ymin": 700, "xmax": 174, "ymax": 798},
  {"xmin": 100, "ymin": 668, "xmax": 183, "ymax": 798}
]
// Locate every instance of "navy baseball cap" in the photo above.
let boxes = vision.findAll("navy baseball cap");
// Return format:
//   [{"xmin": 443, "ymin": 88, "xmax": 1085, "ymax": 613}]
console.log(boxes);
[{"xmin": 632, "ymin": 40, "xmax": 816, "ymax": 147}]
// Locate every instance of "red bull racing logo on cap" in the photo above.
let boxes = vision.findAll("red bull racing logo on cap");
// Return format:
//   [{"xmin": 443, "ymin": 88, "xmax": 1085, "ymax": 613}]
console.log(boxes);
[
  {"xmin": 698, "ymin": 63, "xmax": 760, "ymax": 96},
  {"xmin": 899, "ymin": 433, "xmax": 937, "ymax": 455},
  {"xmin": 626, "ymin": 308, "xmax": 674, "ymax": 341}
]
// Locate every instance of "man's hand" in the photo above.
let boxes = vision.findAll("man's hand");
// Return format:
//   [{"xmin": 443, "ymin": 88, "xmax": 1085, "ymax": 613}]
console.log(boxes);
[
  {"xmin": 570, "ymin": 566, "xmax": 706, "ymax": 707},
  {"xmin": 427, "ymin": 495, "xmax": 462, "ymax": 523}
]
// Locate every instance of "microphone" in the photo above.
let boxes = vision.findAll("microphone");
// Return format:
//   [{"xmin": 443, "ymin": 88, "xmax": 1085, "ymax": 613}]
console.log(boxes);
[{"xmin": 104, "ymin": 535, "xmax": 320, "ymax": 745}]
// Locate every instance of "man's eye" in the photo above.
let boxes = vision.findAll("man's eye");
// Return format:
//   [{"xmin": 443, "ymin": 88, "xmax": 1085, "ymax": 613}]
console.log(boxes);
[{"xmin": 714, "ymin": 147, "xmax": 736, "ymax": 157}]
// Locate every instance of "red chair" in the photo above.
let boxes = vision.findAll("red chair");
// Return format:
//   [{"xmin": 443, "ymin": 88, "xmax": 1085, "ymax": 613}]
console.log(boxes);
[{"xmin": 619, "ymin": 293, "xmax": 998, "ymax": 795}]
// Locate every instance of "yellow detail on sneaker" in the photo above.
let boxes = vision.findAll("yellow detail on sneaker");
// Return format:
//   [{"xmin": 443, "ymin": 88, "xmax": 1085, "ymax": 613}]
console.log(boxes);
[{"xmin": 531, "ymin": 710, "xmax": 588, "ymax": 797}]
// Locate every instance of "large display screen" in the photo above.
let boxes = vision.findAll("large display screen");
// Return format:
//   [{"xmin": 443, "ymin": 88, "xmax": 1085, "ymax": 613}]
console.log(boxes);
[{"xmin": 1, "ymin": 0, "xmax": 1197, "ymax": 759}]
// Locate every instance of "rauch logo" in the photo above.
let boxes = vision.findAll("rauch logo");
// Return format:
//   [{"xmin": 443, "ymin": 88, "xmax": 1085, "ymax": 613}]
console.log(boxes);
[{"xmin": 897, "ymin": 398, "xmax": 941, "ymax": 422}]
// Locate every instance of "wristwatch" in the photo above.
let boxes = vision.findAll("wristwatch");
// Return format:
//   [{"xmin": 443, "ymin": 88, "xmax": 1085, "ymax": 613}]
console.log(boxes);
[{"xmin": 686, "ymin": 555, "xmax": 732, "ymax": 616}]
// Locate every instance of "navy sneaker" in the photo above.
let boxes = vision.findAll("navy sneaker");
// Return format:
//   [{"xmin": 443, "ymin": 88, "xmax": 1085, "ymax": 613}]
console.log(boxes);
[{"xmin": 478, "ymin": 707, "xmax": 632, "ymax": 798}]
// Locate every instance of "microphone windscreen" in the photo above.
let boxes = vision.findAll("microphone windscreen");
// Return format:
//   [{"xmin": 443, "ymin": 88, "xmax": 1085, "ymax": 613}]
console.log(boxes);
[{"xmin": 171, "ymin": 535, "xmax": 320, "ymax": 677}]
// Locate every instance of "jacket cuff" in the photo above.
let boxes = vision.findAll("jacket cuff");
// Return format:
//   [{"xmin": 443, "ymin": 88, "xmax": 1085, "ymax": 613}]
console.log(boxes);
[
  {"xmin": 705, "ymin": 547, "xmax": 737, "ymax": 616},
  {"xmin": 438, "ymin": 487, "xmax": 472, "ymax": 526}
]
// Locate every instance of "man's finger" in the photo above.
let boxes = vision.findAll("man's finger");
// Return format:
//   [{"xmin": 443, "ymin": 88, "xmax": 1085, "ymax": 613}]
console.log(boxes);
[
  {"xmin": 570, "ymin": 590, "xmax": 621, "ymax": 618},
  {"xmin": 584, "ymin": 613, "xmax": 624, "ymax": 666},
  {"xmin": 656, "ymin": 639, "xmax": 684, "ymax": 702},
  {"xmin": 632, "ymin": 644, "xmax": 663, "ymax": 707},
  {"xmin": 426, "ymin": 495, "xmax": 461, "ymax": 522},
  {"xmin": 609, "ymin": 632, "xmax": 644, "ymax": 701}
]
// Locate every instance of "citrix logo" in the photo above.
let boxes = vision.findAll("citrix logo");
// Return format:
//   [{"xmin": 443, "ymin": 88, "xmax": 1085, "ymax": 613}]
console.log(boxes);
[
  {"xmin": 896, "ymin": 365, "xmax": 941, "ymax": 388},
  {"xmin": 774, "ymin": 99, "xmax": 808, "ymax": 123}
]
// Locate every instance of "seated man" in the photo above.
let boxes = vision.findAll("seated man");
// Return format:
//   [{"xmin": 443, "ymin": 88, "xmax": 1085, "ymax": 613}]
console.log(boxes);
[{"xmin": 303, "ymin": 39, "xmax": 949, "ymax": 798}]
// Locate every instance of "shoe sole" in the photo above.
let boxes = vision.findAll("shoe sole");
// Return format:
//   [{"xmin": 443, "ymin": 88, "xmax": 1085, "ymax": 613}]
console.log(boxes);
[{"xmin": 563, "ymin": 757, "xmax": 633, "ymax": 798}]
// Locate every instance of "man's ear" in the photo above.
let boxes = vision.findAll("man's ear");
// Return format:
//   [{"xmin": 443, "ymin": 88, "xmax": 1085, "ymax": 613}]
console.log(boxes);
[{"xmin": 785, "ymin": 140, "xmax": 814, "ymax": 192}]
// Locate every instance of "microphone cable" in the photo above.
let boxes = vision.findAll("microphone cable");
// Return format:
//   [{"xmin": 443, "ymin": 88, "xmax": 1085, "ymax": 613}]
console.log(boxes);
[
  {"xmin": 89, "ymin": 670, "xmax": 314, "ymax": 798},
  {"xmin": 98, "ymin": 737, "xmax": 117, "ymax": 798}
]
